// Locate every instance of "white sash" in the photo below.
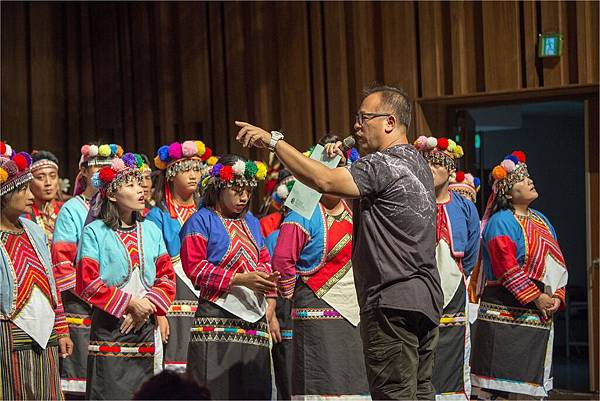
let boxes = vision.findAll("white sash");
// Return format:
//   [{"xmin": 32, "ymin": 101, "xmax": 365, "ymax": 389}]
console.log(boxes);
[
  {"xmin": 213, "ymin": 285, "xmax": 267, "ymax": 323},
  {"xmin": 172, "ymin": 257, "xmax": 200, "ymax": 297},
  {"xmin": 13, "ymin": 286, "xmax": 55, "ymax": 348},
  {"xmin": 436, "ymin": 240, "xmax": 463, "ymax": 308},
  {"xmin": 320, "ymin": 266, "xmax": 361, "ymax": 326}
]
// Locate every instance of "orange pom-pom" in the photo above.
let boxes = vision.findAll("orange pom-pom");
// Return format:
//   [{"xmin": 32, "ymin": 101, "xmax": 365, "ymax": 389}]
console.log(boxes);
[
  {"xmin": 492, "ymin": 165, "xmax": 507, "ymax": 181},
  {"xmin": 512, "ymin": 150, "xmax": 526, "ymax": 163},
  {"xmin": 154, "ymin": 155, "xmax": 167, "ymax": 170}
]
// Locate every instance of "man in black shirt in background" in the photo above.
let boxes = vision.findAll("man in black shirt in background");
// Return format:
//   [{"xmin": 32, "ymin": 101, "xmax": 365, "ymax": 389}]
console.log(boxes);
[{"xmin": 235, "ymin": 85, "xmax": 442, "ymax": 400}]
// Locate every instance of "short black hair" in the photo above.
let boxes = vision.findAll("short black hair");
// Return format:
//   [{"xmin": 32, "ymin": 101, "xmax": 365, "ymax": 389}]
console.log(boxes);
[
  {"xmin": 363, "ymin": 84, "xmax": 412, "ymax": 129},
  {"xmin": 31, "ymin": 150, "xmax": 59, "ymax": 166},
  {"xmin": 133, "ymin": 371, "xmax": 211, "ymax": 400}
]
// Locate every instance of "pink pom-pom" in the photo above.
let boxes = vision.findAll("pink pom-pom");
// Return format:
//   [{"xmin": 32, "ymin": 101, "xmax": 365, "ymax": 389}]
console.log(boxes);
[
  {"xmin": 500, "ymin": 159, "xmax": 516, "ymax": 173},
  {"xmin": 81, "ymin": 144, "xmax": 91, "ymax": 157},
  {"xmin": 111, "ymin": 158, "xmax": 126, "ymax": 171},
  {"xmin": 181, "ymin": 140, "xmax": 197, "ymax": 157},
  {"xmin": 415, "ymin": 136, "xmax": 427, "ymax": 150},
  {"xmin": 168, "ymin": 142, "xmax": 183, "ymax": 160}
]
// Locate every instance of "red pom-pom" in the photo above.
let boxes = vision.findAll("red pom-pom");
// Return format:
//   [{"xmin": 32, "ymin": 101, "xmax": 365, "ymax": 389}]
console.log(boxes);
[
  {"xmin": 98, "ymin": 167, "xmax": 116, "ymax": 183},
  {"xmin": 0, "ymin": 142, "xmax": 6, "ymax": 155},
  {"xmin": 12, "ymin": 154, "xmax": 28, "ymax": 171},
  {"xmin": 455, "ymin": 171, "xmax": 465, "ymax": 182},
  {"xmin": 265, "ymin": 180, "xmax": 276, "ymax": 195},
  {"xmin": 512, "ymin": 150, "xmax": 526, "ymax": 163},
  {"xmin": 220, "ymin": 165, "xmax": 233, "ymax": 181},
  {"xmin": 201, "ymin": 147, "xmax": 212, "ymax": 161},
  {"xmin": 436, "ymin": 137, "xmax": 449, "ymax": 150}
]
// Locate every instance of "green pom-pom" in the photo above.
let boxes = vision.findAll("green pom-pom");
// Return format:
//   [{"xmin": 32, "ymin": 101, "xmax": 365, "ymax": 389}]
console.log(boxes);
[
  {"xmin": 244, "ymin": 160, "xmax": 258, "ymax": 179},
  {"xmin": 134, "ymin": 154, "xmax": 144, "ymax": 168}
]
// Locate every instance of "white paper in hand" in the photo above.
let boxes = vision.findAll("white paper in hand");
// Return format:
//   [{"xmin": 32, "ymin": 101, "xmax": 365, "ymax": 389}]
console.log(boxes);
[{"xmin": 284, "ymin": 144, "xmax": 341, "ymax": 219}]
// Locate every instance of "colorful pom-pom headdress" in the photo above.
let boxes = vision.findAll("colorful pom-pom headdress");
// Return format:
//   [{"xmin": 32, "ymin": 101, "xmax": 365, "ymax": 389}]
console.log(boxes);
[
  {"xmin": 202, "ymin": 158, "xmax": 267, "ymax": 190},
  {"xmin": 0, "ymin": 141, "xmax": 34, "ymax": 197},
  {"xmin": 490, "ymin": 151, "xmax": 528, "ymax": 197},
  {"xmin": 271, "ymin": 170, "xmax": 296, "ymax": 208},
  {"xmin": 74, "ymin": 143, "xmax": 124, "ymax": 196},
  {"xmin": 413, "ymin": 136, "xmax": 464, "ymax": 171},
  {"xmin": 449, "ymin": 171, "xmax": 480, "ymax": 203},
  {"xmin": 153, "ymin": 140, "xmax": 216, "ymax": 180},
  {"xmin": 92, "ymin": 152, "xmax": 145, "ymax": 198},
  {"xmin": 30, "ymin": 150, "xmax": 60, "ymax": 173}
]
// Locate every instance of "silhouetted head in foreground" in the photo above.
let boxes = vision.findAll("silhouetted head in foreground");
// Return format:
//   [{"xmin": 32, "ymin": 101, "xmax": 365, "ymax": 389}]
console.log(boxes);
[{"xmin": 133, "ymin": 371, "xmax": 211, "ymax": 400}]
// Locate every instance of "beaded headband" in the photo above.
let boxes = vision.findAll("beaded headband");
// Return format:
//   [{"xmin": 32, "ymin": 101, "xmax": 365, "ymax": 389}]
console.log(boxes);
[
  {"xmin": 79, "ymin": 144, "xmax": 123, "ymax": 168},
  {"xmin": 491, "ymin": 151, "xmax": 529, "ymax": 197},
  {"xmin": 0, "ymin": 141, "xmax": 33, "ymax": 197},
  {"xmin": 92, "ymin": 153, "xmax": 145, "ymax": 198},
  {"xmin": 202, "ymin": 159, "xmax": 267, "ymax": 189},
  {"xmin": 449, "ymin": 171, "xmax": 480, "ymax": 203},
  {"xmin": 413, "ymin": 136, "xmax": 464, "ymax": 171}
]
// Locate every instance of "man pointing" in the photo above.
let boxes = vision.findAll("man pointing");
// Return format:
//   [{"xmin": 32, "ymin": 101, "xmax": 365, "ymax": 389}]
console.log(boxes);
[{"xmin": 236, "ymin": 85, "xmax": 442, "ymax": 400}]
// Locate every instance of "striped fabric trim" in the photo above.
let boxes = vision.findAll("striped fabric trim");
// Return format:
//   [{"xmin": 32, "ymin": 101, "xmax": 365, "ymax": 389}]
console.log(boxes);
[
  {"xmin": 0, "ymin": 321, "xmax": 63, "ymax": 400},
  {"xmin": 281, "ymin": 329, "xmax": 293, "ymax": 340},
  {"xmin": 291, "ymin": 308, "xmax": 343, "ymax": 320},
  {"xmin": 439, "ymin": 313, "xmax": 467, "ymax": 327},
  {"xmin": 167, "ymin": 300, "xmax": 198, "ymax": 317},
  {"xmin": 65, "ymin": 314, "xmax": 91, "ymax": 328},
  {"xmin": 478, "ymin": 302, "xmax": 551, "ymax": 329},
  {"xmin": 88, "ymin": 341, "xmax": 155, "ymax": 357},
  {"xmin": 190, "ymin": 325, "xmax": 270, "ymax": 339}
]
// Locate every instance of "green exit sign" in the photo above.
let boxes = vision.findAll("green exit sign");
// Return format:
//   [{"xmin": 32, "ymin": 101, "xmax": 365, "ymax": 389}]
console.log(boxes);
[{"xmin": 538, "ymin": 33, "xmax": 563, "ymax": 58}]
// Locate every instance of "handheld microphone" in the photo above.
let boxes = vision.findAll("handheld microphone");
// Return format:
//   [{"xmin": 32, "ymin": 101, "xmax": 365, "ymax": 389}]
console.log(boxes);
[{"xmin": 340, "ymin": 136, "xmax": 356, "ymax": 153}]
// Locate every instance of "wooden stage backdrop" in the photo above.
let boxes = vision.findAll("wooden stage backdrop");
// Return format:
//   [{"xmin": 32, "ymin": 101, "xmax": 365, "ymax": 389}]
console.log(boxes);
[{"xmin": 1, "ymin": 1, "xmax": 598, "ymax": 179}]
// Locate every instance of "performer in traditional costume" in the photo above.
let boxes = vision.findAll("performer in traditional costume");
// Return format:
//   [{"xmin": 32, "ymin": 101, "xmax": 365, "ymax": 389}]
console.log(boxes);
[
  {"xmin": 271, "ymin": 136, "xmax": 368, "ymax": 399},
  {"xmin": 146, "ymin": 140, "xmax": 215, "ymax": 372},
  {"xmin": 50, "ymin": 143, "xmax": 122, "ymax": 394},
  {"xmin": 469, "ymin": 151, "xmax": 568, "ymax": 398},
  {"xmin": 263, "ymin": 170, "xmax": 296, "ymax": 400},
  {"xmin": 75, "ymin": 153, "xmax": 175, "ymax": 400},
  {"xmin": 24, "ymin": 150, "xmax": 64, "ymax": 242},
  {"xmin": 415, "ymin": 136, "xmax": 480, "ymax": 400},
  {"xmin": 0, "ymin": 142, "xmax": 73, "ymax": 400},
  {"xmin": 449, "ymin": 170, "xmax": 480, "ymax": 204},
  {"xmin": 180, "ymin": 155, "xmax": 277, "ymax": 400}
]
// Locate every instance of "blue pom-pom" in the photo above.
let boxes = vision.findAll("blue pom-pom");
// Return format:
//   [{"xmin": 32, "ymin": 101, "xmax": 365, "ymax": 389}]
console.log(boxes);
[
  {"xmin": 122, "ymin": 153, "xmax": 137, "ymax": 168},
  {"xmin": 503, "ymin": 154, "xmax": 519, "ymax": 164},
  {"xmin": 91, "ymin": 172, "xmax": 103, "ymax": 189},
  {"xmin": 158, "ymin": 145, "xmax": 170, "ymax": 162},
  {"xmin": 348, "ymin": 148, "xmax": 359, "ymax": 163},
  {"xmin": 109, "ymin": 144, "xmax": 118, "ymax": 155},
  {"xmin": 272, "ymin": 192, "xmax": 282, "ymax": 205},
  {"xmin": 473, "ymin": 177, "xmax": 481, "ymax": 188}
]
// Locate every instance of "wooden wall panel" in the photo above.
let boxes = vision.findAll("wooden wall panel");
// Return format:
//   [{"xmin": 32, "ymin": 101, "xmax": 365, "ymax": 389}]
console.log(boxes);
[
  {"xmin": 540, "ymin": 0, "xmax": 570, "ymax": 86},
  {"xmin": 481, "ymin": 1, "xmax": 522, "ymax": 91},
  {"xmin": 1, "ymin": 1, "xmax": 598, "ymax": 184},
  {"xmin": 1, "ymin": 2, "xmax": 30, "ymax": 153}
]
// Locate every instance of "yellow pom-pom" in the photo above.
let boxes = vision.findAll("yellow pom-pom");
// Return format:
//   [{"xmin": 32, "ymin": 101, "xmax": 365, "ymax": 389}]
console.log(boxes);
[
  {"xmin": 0, "ymin": 167, "xmax": 8, "ymax": 184},
  {"xmin": 207, "ymin": 156, "xmax": 218, "ymax": 166},
  {"xmin": 98, "ymin": 144, "xmax": 111, "ymax": 157},
  {"xmin": 447, "ymin": 139, "xmax": 456, "ymax": 153},
  {"xmin": 492, "ymin": 165, "xmax": 507, "ymax": 181},
  {"xmin": 195, "ymin": 141, "xmax": 206, "ymax": 157},
  {"xmin": 154, "ymin": 155, "xmax": 167, "ymax": 170},
  {"xmin": 454, "ymin": 145, "xmax": 464, "ymax": 158},
  {"xmin": 116, "ymin": 145, "xmax": 124, "ymax": 157},
  {"xmin": 256, "ymin": 161, "xmax": 267, "ymax": 180}
]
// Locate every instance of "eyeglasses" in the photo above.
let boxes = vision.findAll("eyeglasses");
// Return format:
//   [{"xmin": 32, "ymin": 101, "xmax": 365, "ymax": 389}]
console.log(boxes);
[{"xmin": 355, "ymin": 111, "xmax": 392, "ymax": 126}]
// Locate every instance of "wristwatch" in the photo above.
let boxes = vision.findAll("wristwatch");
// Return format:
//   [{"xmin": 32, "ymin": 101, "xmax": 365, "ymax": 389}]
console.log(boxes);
[{"xmin": 269, "ymin": 131, "xmax": 285, "ymax": 152}]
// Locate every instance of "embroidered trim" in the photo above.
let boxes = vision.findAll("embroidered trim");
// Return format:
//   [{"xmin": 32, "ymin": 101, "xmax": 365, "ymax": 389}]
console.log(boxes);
[
  {"xmin": 312, "ymin": 259, "xmax": 352, "ymax": 298},
  {"xmin": 65, "ymin": 314, "xmax": 92, "ymax": 328},
  {"xmin": 291, "ymin": 308, "xmax": 343, "ymax": 320},
  {"xmin": 167, "ymin": 300, "xmax": 198, "ymax": 317},
  {"xmin": 189, "ymin": 317, "xmax": 270, "ymax": 348},
  {"xmin": 439, "ymin": 312, "xmax": 467, "ymax": 327},
  {"xmin": 280, "ymin": 329, "xmax": 293, "ymax": 340},
  {"xmin": 478, "ymin": 302, "xmax": 551, "ymax": 329},
  {"xmin": 88, "ymin": 341, "xmax": 155, "ymax": 357}
]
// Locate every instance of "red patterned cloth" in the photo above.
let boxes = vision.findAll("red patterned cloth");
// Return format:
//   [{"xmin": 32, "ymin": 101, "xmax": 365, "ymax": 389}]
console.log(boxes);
[
  {"xmin": 174, "ymin": 203, "xmax": 196, "ymax": 225},
  {"xmin": 1, "ymin": 230, "xmax": 68, "ymax": 335},
  {"xmin": 180, "ymin": 215, "xmax": 273, "ymax": 302},
  {"xmin": 26, "ymin": 200, "xmax": 64, "ymax": 242},
  {"xmin": 116, "ymin": 227, "xmax": 140, "ymax": 269}
]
